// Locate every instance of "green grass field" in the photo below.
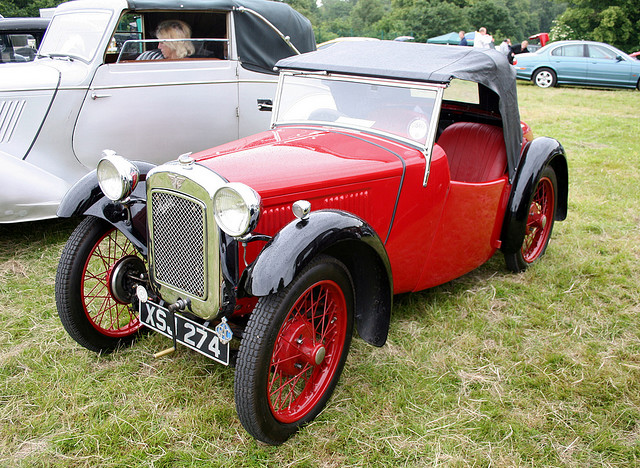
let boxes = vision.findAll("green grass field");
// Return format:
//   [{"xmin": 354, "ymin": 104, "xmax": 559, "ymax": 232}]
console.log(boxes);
[{"xmin": 1, "ymin": 83, "xmax": 639, "ymax": 467}]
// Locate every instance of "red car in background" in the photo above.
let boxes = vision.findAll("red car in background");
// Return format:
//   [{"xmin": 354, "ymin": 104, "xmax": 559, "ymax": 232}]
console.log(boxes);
[{"xmin": 55, "ymin": 41, "xmax": 568, "ymax": 444}]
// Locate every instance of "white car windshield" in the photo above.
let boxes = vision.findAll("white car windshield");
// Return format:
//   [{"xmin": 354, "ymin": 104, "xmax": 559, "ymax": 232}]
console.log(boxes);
[
  {"xmin": 275, "ymin": 74, "xmax": 439, "ymax": 146},
  {"xmin": 39, "ymin": 11, "xmax": 111, "ymax": 62}
]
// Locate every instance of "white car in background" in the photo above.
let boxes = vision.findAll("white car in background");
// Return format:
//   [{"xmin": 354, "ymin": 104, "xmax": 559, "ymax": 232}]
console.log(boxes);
[{"xmin": 0, "ymin": 0, "xmax": 314, "ymax": 223}]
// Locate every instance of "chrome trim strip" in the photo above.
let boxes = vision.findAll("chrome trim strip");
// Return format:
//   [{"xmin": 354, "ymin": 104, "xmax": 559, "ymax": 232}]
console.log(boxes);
[
  {"xmin": 423, "ymin": 85, "xmax": 445, "ymax": 186},
  {"xmin": 88, "ymin": 79, "xmax": 276, "ymax": 91}
]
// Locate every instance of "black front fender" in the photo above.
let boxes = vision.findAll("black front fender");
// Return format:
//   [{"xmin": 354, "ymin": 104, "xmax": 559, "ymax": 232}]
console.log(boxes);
[
  {"xmin": 241, "ymin": 210, "xmax": 390, "ymax": 295},
  {"xmin": 57, "ymin": 161, "xmax": 156, "ymax": 255},
  {"xmin": 501, "ymin": 137, "xmax": 568, "ymax": 254},
  {"xmin": 240, "ymin": 210, "xmax": 393, "ymax": 347}
]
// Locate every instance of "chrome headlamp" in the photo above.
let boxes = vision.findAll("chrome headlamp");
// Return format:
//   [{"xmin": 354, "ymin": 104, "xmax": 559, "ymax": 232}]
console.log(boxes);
[
  {"xmin": 213, "ymin": 183, "xmax": 261, "ymax": 237},
  {"xmin": 97, "ymin": 151, "xmax": 140, "ymax": 201}
]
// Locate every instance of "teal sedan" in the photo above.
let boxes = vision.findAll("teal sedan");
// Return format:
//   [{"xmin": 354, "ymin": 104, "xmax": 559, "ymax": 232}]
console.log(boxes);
[{"xmin": 513, "ymin": 40, "xmax": 640, "ymax": 90}]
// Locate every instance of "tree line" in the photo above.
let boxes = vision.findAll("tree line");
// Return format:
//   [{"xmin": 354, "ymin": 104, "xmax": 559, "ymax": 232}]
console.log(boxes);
[{"xmin": 2, "ymin": 0, "xmax": 638, "ymax": 53}]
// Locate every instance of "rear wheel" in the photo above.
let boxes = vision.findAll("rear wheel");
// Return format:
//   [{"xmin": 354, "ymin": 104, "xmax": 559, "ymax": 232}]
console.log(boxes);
[
  {"xmin": 505, "ymin": 166, "xmax": 557, "ymax": 272},
  {"xmin": 235, "ymin": 256, "xmax": 354, "ymax": 445},
  {"xmin": 56, "ymin": 216, "xmax": 146, "ymax": 352},
  {"xmin": 533, "ymin": 68, "xmax": 557, "ymax": 88}
]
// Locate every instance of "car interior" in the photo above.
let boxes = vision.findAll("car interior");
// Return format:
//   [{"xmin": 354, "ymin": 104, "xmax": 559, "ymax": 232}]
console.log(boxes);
[
  {"xmin": 106, "ymin": 11, "xmax": 228, "ymax": 63},
  {"xmin": 436, "ymin": 83, "xmax": 507, "ymax": 183}
]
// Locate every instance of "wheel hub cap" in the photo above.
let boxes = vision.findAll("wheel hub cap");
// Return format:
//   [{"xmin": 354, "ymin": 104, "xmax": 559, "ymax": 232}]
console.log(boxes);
[
  {"xmin": 107, "ymin": 255, "xmax": 146, "ymax": 304},
  {"xmin": 313, "ymin": 345, "xmax": 326, "ymax": 366}
]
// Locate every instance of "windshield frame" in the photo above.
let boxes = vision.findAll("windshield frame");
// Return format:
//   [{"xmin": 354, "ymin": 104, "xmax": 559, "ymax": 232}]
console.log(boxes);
[
  {"xmin": 38, "ymin": 9, "xmax": 113, "ymax": 63},
  {"xmin": 272, "ymin": 72, "xmax": 445, "ymax": 186},
  {"xmin": 273, "ymin": 72, "xmax": 444, "ymax": 146}
]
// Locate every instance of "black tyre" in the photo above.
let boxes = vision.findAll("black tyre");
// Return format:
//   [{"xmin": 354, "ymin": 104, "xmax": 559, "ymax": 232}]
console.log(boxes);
[
  {"xmin": 505, "ymin": 166, "xmax": 558, "ymax": 272},
  {"xmin": 533, "ymin": 68, "xmax": 557, "ymax": 88},
  {"xmin": 235, "ymin": 255, "xmax": 354, "ymax": 445},
  {"xmin": 55, "ymin": 216, "xmax": 146, "ymax": 353}
]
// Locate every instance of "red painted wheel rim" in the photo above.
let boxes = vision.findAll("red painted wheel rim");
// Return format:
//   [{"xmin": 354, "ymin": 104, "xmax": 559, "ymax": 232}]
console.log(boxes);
[
  {"xmin": 522, "ymin": 176, "xmax": 555, "ymax": 263},
  {"xmin": 268, "ymin": 280, "xmax": 347, "ymax": 423},
  {"xmin": 81, "ymin": 228, "xmax": 142, "ymax": 337}
]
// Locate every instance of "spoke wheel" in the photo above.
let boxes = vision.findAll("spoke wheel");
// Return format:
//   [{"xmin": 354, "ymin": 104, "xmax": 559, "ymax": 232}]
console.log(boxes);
[
  {"xmin": 56, "ymin": 216, "xmax": 146, "ymax": 352},
  {"xmin": 521, "ymin": 177, "xmax": 555, "ymax": 263},
  {"xmin": 235, "ymin": 256, "xmax": 353, "ymax": 445},
  {"xmin": 505, "ymin": 166, "xmax": 558, "ymax": 272}
]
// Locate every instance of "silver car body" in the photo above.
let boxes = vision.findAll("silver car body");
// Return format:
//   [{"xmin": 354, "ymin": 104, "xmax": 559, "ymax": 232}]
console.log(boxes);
[{"xmin": 0, "ymin": 0, "xmax": 314, "ymax": 223}]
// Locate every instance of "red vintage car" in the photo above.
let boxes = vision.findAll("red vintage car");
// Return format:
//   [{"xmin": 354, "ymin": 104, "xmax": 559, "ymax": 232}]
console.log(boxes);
[{"xmin": 55, "ymin": 41, "xmax": 568, "ymax": 444}]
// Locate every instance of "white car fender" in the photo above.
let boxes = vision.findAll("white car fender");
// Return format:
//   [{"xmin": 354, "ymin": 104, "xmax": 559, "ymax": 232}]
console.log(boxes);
[
  {"xmin": 0, "ymin": 150, "xmax": 70, "ymax": 223},
  {"xmin": 0, "ymin": 62, "xmax": 60, "ymax": 159}
]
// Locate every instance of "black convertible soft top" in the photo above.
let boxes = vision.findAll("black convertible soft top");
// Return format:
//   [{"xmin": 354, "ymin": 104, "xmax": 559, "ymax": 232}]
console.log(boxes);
[
  {"xmin": 0, "ymin": 17, "xmax": 50, "ymax": 32},
  {"xmin": 277, "ymin": 40, "xmax": 523, "ymax": 179},
  {"xmin": 127, "ymin": 0, "xmax": 315, "ymax": 74}
]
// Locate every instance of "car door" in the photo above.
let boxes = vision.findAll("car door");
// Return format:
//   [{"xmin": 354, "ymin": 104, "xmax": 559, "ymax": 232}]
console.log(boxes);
[
  {"xmin": 237, "ymin": 66, "xmax": 278, "ymax": 138},
  {"xmin": 586, "ymin": 44, "xmax": 633, "ymax": 87},
  {"xmin": 549, "ymin": 43, "xmax": 589, "ymax": 84},
  {"xmin": 73, "ymin": 56, "xmax": 239, "ymax": 170}
]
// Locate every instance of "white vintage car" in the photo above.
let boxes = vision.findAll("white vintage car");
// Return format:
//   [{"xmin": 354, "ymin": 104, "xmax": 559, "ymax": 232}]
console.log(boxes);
[{"xmin": 0, "ymin": 0, "xmax": 314, "ymax": 223}]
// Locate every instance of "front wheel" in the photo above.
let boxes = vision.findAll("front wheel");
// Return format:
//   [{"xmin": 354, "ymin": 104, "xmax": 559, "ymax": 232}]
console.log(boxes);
[
  {"xmin": 55, "ymin": 216, "xmax": 146, "ymax": 353},
  {"xmin": 505, "ymin": 166, "xmax": 558, "ymax": 272},
  {"xmin": 533, "ymin": 68, "xmax": 557, "ymax": 88},
  {"xmin": 234, "ymin": 256, "xmax": 354, "ymax": 445}
]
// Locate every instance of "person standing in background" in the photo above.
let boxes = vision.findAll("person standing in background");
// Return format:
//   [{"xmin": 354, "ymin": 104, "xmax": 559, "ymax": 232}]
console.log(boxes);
[
  {"xmin": 498, "ymin": 38, "xmax": 511, "ymax": 55},
  {"xmin": 510, "ymin": 40, "xmax": 530, "ymax": 55},
  {"xmin": 473, "ymin": 27, "xmax": 493, "ymax": 49},
  {"xmin": 458, "ymin": 31, "xmax": 468, "ymax": 46}
]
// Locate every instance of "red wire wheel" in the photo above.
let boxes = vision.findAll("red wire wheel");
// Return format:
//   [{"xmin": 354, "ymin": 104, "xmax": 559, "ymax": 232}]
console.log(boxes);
[
  {"xmin": 521, "ymin": 175, "xmax": 555, "ymax": 263},
  {"xmin": 81, "ymin": 228, "xmax": 142, "ymax": 337},
  {"xmin": 505, "ymin": 166, "xmax": 558, "ymax": 272},
  {"xmin": 268, "ymin": 279, "xmax": 348, "ymax": 423},
  {"xmin": 56, "ymin": 217, "xmax": 146, "ymax": 352},
  {"xmin": 235, "ymin": 256, "xmax": 354, "ymax": 445}
]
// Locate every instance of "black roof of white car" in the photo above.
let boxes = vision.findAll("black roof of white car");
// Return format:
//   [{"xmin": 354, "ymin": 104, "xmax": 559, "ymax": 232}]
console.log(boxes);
[
  {"xmin": 127, "ymin": 0, "xmax": 315, "ymax": 73},
  {"xmin": 0, "ymin": 17, "xmax": 49, "ymax": 32},
  {"xmin": 277, "ymin": 40, "xmax": 523, "ymax": 178}
]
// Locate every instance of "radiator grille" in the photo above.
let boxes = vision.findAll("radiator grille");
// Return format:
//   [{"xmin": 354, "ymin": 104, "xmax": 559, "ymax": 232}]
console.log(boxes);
[
  {"xmin": 0, "ymin": 100, "xmax": 26, "ymax": 143},
  {"xmin": 151, "ymin": 191, "xmax": 206, "ymax": 298}
]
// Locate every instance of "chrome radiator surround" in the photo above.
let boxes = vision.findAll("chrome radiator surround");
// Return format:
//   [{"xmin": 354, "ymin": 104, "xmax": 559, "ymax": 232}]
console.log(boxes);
[{"xmin": 146, "ymin": 162, "xmax": 227, "ymax": 320}]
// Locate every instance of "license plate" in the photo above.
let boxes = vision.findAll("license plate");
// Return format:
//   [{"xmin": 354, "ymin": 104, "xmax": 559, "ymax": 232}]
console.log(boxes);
[{"xmin": 139, "ymin": 301, "xmax": 230, "ymax": 365}]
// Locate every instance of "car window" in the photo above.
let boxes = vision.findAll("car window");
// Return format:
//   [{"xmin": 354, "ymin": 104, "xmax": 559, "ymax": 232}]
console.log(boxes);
[
  {"xmin": 588, "ymin": 45, "xmax": 617, "ymax": 60},
  {"xmin": 39, "ymin": 11, "xmax": 112, "ymax": 62},
  {"xmin": 0, "ymin": 33, "xmax": 39, "ymax": 62},
  {"xmin": 275, "ymin": 74, "xmax": 439, "ymax": 146},
  {"xmin": 551, "ymin": 44, "xmax": 585, "ymax": 57},
  {"xmin": 443, "ymin": 79, "xmax": 479, "ymax": 105},
  {"xmin": 109, "ymin": 12, "xmax": 228, "ymax": 63}
]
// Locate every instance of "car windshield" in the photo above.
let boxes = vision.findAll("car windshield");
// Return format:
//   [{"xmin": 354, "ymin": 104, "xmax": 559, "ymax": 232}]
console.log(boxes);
[
  {"xmin": 39, "ymin": 10, "xmax": 111, "ymax": 62},
  {"xmin": 274, "ymin": 74, "xmax": 440, "ymax": 146}
]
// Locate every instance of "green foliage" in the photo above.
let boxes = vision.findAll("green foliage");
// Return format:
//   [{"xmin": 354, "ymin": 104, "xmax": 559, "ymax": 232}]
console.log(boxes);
[
  {"xmin": 554, "ymin": 0, "xmax": 640, "ymax": 52},
  {"xmin": 313, "ymin": 0, "xmax": 568, "ymax": 46},
  {"xmin": 549, "ymin": 18, "xmax": 575, "ymax": 41},
  {"xmin": 0, "ymin": 0, "xmax": 62, "ymax": 17}
]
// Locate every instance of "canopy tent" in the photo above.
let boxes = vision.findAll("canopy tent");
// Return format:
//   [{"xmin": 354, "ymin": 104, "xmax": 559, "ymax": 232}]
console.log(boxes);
[{"xmin": 426, "ymin": 31, "xmax": 474, "ymax": 46}]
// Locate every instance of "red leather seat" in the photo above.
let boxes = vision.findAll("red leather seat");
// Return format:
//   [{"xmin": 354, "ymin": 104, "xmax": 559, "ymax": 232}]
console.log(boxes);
[{"xmin": 437, "ymin": 122, "xmax": 507, "ymax": 183}]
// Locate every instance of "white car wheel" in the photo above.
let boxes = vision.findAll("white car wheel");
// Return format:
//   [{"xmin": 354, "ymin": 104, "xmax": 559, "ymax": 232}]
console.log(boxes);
[{"xmin": 533, "ymin": 68, "xmax": 557, "ymax": 88}]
